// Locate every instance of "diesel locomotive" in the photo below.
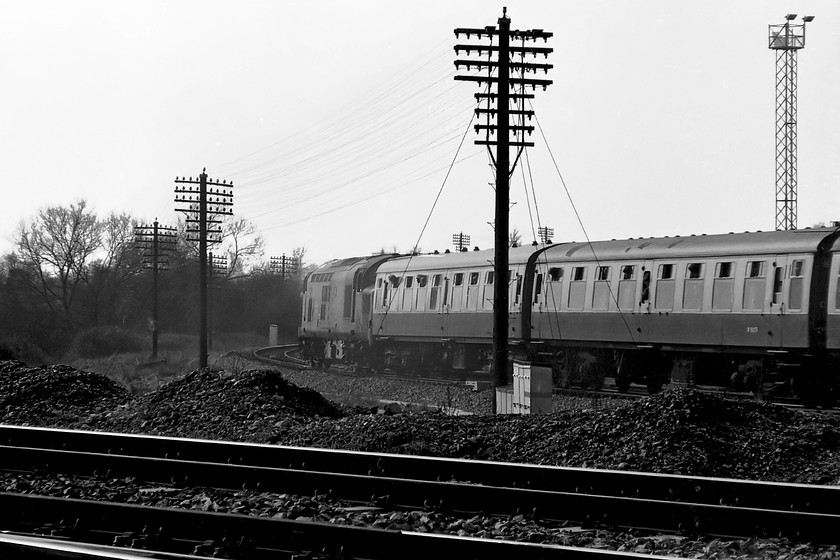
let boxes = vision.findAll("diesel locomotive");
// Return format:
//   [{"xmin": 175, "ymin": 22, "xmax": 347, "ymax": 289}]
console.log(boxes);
[{"xmin": 299, "ymin": 227, "xmax": 840, "ymax": 405}]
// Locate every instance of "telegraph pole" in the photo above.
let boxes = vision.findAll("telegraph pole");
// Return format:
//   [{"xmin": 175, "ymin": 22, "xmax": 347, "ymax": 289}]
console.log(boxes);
[
  {"xmin": 454, "ymin": 8, "xmax": 552, "ymax": 389},
  {"xmin": 537, "ymin": 226, "xmax": 554, "ymax": 244},
  {"xmin": 174, "ymin": 169, "xmax": 233, "ymax": 368},
  {"xmin": 134, "ymin": 219, "xmax": 176, "ymax": 358},
  {"xmin": 208, "ymin": 252, "xmax": 227, "ymax": 352},
  {"xmin": 452, "ymin": 232, "xmax": 471, "ymax": 252},
  {"xmin": 271, "ymin": 254, "xmax": 300, "ymax": 281}
]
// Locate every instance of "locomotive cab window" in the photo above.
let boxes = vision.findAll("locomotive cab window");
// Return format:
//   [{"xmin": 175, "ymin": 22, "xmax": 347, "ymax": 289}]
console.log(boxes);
[
  {"xmin": 655, "ymin": 263, "xmax": 675, "ymax": 310},
  {"xmin": 713, "ymin": 262, "xmax": 735, "ymax": 311},
  {"xmin": 743, "ymin": 261, "xmax": 767, "ymax": 311},
  {"xmin": 683, "ymin": 263, "xmax": 705, "ymax": 311}
]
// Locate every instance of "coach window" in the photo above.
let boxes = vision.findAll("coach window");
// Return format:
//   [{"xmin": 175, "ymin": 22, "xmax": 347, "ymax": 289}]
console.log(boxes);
[
  {"xmin": 466, "ymin": 272, "xmax": 480, "ymax": 308},
  {"xmin": 429, "ymin": 274, "xmax": 442, "ymax": 310},
  {"xmin": 743, "ymin": 261, "xmax": 766, "ymax": 311},
  {"xmin": 787, "ymin": 260, "xmax": 805, "ymax": 310},
  {"xmin": 568, "ymin": 266, "xmax": 586, "ymax": 310},
  {"xmin": 618, "ymin": 265, "xmax": 636, "ymax": 310},
  {"xmin": 402, "ymin": 276, "xmax": 414, "ymax": 310},
  {"xmin": 683, "ymin": 263, "xmax": 705, "ymax": 311},
  {"xmin": 712, "ymin": 262, "xmax": 734, "ymax": 310},
  {"xmin": 593, "ymin": 265, "xmax": 610, "ymax": 310},
  {"xmin": 545, "ymin": 267, "xmax": 563, "ymax": 309},
  {"xmin": 655, "ymin": 264, "xmax": 675, "ymax": 310},
  {"xmin": 514, "ymin": 274, "xmax": 523, "ymax": 305},
  {"xmin": 482, "ymin": 270, "xmax": 495, "ymax": 310},
  {"xmin": 771, "ymin": 265, "xmax": 784, "ymax": 306},
  {"xmin": 415, "ymin": 275, "xmax": 428, "ymax": 311},
  {"xmin": 534, "ymin": 273, "xmax": 543, "ymax": 304},
  {"xmin": 454, "ymin": 273, "xmax": 464, "ymax": 286}
]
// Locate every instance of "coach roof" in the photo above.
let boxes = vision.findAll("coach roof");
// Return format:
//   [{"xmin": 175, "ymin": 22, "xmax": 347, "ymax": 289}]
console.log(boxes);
[{"xmin": 537, "ymin": 228, "xmax": 839, "ymax": 263}]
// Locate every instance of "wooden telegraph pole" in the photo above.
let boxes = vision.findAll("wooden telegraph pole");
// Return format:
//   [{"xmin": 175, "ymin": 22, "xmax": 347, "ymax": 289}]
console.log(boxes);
[
  {"xmin": 454, "ymin": 8, "xmax": 552, "ymax": 390},
  {"xmin": 134, "ymin": 219, "xmax": 176, "ymax": 358},
  {"xmin": 175, "ymin": 169, "xmax": 233, "ymax": 368}
]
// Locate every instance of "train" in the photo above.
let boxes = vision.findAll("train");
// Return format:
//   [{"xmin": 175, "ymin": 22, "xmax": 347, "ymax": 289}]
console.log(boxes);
[{"xmin": 298, "ymin": 226, "xmax": 840, "ymax": 405}]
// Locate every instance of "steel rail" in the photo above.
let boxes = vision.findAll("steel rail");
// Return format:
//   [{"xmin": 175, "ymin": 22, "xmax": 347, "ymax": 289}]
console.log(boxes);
[
  {"xmin": 0, "ymin": 493, "xmax": 677, "ymax": 560},
  {"xmin": 0, "ymin": 533, "xmax": 197, "ymax": 559},
  {"xmin": 1, "ymin": 439, "xmax": 839, "ymax": 544},
  {"xmin": 2, "ymin": 425, "xmax": 838, "ymax": 516}
]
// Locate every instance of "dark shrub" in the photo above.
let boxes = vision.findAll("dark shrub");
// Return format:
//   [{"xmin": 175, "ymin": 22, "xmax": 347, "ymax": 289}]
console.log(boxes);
[{"xmin": 70, "ymin": 326, "xmax": 144, "ymax": 358}]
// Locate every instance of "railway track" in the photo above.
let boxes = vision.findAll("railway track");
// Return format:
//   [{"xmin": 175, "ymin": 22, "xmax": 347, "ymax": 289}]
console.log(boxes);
[
  {"xmin": 251, "ymin": 345, "xmax": 840, "ymax": 414},
  {"xmin": 1, "ymin": 425, "xmax": 839, "ymax": 558}
]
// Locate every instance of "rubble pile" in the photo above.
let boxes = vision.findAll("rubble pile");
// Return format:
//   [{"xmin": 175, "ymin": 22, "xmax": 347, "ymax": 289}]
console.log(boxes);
[
  {"xmin": 99, "ymin": 368, "xmax": 345, "ymax": 441},
  {"xmin": 0, "ymin": 360, "xmax": 129, "ymax": 426},
  {"xmin": 273, "ymin": 388, "xmax": 840, "ymax": 484},
  {"xmin": 1, "ymin": 359, "xmax": 839, "ymax": 484}
]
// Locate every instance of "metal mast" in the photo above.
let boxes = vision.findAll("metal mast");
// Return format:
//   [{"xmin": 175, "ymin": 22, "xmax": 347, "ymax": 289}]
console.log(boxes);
[
  {"xmin": 454, "ymin": 8, "xmax": 552, "ymax": 390},
  {"xmin": 769, "ymin": 14, "xmax": 814, "ymax": 231}
]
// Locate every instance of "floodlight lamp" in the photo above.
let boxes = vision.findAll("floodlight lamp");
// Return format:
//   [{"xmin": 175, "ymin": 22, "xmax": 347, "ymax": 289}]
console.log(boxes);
[
  {"xmin": 803, "ymin": 15, "xmax": 814, "ymax": 22},
  {"xmin": 785, "ymin": 13, "xmax": 797, "ymax": 20}
]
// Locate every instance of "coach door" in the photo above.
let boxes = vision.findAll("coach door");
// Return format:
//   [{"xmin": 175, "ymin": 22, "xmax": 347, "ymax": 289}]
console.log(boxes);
[{"xmin": 771, "ymin": 255, "xmax": 797, "ymax": 348}]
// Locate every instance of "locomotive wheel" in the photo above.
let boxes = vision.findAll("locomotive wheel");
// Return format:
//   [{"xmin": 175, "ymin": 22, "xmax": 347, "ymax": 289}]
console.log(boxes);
[
  {"xmin": 615, "ymin": 372, "xmax": 631, "ymax": 393},
  {"xmin": 645, "ymin": 372, "xmax": 663, "ymax": 394},
  {"xmin": 613, "ymin": 351, "xmax": 631, "ymax": 393}
]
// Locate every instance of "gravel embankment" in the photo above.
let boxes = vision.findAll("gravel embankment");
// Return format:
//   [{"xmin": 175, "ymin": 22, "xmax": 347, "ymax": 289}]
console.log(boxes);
[{"xmin": 2, "ymin": 358, "xmax": 840, "ymax": 558}]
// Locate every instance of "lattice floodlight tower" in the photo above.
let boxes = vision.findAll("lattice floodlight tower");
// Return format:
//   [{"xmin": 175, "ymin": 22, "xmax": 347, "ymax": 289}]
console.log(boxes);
[
  {"xmin": 769, "ymin": 14, "xmax": 814, "ymax": 231},
  {"xmin": 174, "ymin": 169, "xmax": 233, "ymax": 368},
  {"xmin": 454, "ymin": 8, "xmax": 552, "ymax": 388}
]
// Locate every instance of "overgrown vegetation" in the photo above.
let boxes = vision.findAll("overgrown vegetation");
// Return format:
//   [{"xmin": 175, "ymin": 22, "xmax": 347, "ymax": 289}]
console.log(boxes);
[{"xmin": 0, "ymin": 199, "xmax": 310, "ymax": 374}]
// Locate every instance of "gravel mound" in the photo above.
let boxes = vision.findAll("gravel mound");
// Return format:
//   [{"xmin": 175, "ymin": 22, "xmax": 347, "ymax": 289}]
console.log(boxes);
[
  {"xmin": 2, "ymin": 358, "xmax": 839, "ymax": 484},
  {"xmin": 98, "ymin": 368, "xmax": 345, "ymax": 441},
  {"xmin": 272, "ymin": 387, "xmax": 840, "ymax": 485},
  {"xmin": 0, "ymin": 360, "xmax": 130, "ymax": 426}
]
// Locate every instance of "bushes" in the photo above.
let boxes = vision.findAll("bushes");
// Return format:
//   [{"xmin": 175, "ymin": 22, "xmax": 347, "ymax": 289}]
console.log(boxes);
[
  {"xmin": 0, "ymin": 335, "xmax": 50, "ymax": 365},
  {"xmin": 70, "ymin": 326, "xmax": 144, "ymax": 359}
]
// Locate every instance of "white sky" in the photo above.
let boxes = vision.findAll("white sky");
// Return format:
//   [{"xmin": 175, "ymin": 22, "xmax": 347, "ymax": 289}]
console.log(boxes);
[{"xmin": 2, "ymin": 1, "xmax": 839, "ymax": 266}]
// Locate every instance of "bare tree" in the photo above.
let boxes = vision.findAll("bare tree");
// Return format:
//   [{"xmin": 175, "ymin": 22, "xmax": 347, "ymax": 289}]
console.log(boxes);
[
  {"xmin": 509, "ymin": 227, "xmax": 522, "ymax": 247},
  {"xmin": 15, "ymin": 200, "xmax": 103, "ymax": 323},
  {"xmin": 86, "ymin": 212, "xmax": 143, "ymax": 324},
  {"xmin": 222, "ymin": 217, "xmax": 264, "ymax": 277}
]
